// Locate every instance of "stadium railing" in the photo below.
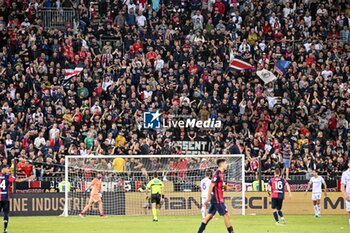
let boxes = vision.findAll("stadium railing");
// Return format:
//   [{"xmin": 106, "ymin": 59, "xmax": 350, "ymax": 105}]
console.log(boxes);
[{"xmin": 38, "ymin": 7, "xmax": 78, "ymax": 29}]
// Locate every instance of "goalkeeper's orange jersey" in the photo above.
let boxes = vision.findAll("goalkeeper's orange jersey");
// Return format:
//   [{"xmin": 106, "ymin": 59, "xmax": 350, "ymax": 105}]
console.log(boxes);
[{"xmin": 90, "ymin": 178, "xmax": 102, "ymax": 195}]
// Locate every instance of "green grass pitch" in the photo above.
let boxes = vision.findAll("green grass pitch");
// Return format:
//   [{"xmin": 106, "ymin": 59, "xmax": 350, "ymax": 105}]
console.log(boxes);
[{"xmin": 10, "ymin": 215, "xmax": 349, "ymax": 233}]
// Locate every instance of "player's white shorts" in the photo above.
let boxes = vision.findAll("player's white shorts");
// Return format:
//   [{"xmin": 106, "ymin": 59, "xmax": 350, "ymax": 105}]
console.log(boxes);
[
  {"xmin": 312, "ymin": 193, "xmax": 322, "ymax": 201},
  {"xmin": 346, "ymin": 200, "xmax": 350, "ymax": 212},
  {"xmin": 201, "ymin": 196, "xmax": 207, "ymax": 205},
  {"xmin": 346, "ymin": 193, "xmax": 350, "ymax": 212}
]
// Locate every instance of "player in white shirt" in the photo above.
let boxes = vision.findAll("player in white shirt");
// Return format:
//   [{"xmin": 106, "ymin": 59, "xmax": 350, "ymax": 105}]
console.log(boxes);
[
  {"xmin": 305, "ymin": 170, "xmax": 327, "ymax": 217},
  {"xmin": 341, "ymin": 160, "xmax": 350, "ymax": 224},
  {"xmin": 200, "ymin": 171, "xmax": 212, "ymax": 219}
]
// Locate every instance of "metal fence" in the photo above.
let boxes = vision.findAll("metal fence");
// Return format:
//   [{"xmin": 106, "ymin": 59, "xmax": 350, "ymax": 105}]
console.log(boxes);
[{"xmin": 39, "ymin": 7, "xmax": 77, "ymax": 29}]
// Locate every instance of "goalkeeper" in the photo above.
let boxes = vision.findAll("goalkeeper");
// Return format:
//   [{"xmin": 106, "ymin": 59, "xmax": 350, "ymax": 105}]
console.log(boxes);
[
  {"xmin": 146, "ymin": 173, "xmax": 164, "ymax": 222},
  {"xmin": 79, "ymin": 173, "xmax": 106, "ymax": 218}
]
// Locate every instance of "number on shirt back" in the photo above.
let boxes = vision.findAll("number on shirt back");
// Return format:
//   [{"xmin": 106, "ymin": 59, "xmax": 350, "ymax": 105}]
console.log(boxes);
[
  {"xmin": 274, "ymin": 180, "xmax": 283, "ymax": 190},
  {"xmin": 0, "ymin": 180, "xmax": 6, "ymax": 190},
  {"xmin": 202, "ymin": 183, "xmax": 206, "ymax": 190}
]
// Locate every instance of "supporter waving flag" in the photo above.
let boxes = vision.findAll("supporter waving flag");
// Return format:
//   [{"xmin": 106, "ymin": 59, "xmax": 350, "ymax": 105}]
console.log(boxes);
[
  {"xmin": 257, "ymin": 69, "xmax": 277, "ymax": 84},
  {"xmin": 274, "ymin": 60, "xmax": 291, "ymax": 75},
  {"xmin": 229, "ymin": 57, "xmax": 254, "ymax": 70},
  {"xmin": 63, "ymin": 62, "xmax": 84, "ymax": 81}
]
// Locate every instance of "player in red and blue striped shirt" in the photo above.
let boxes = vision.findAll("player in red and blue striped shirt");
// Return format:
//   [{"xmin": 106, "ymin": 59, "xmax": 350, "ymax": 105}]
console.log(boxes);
[
  {"xmin": 0, "ymin": 165, "xmax": 34, "ymax": 233},
  {"xmin": 197, "ymin": 159, "xmax": 235, "ymax": 233},
  {"xmin": 267, "ymin": 169, "xmax": 292, "ymax": 225}
]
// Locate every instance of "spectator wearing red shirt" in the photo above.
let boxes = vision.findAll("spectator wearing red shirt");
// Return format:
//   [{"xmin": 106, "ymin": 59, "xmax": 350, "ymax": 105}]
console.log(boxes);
[
  {"xmin": 82, "ymin": 160, "xmax": 95, "ymax": 178},
  {"xmin": 172, "ymin": 93, "xmax": 181, "ymax": 107},
  {"xmin": 7, "ymin": 16, "xmax": 21, "ymax": 28},
  {"xmin": 77, "ymin": 47, "xmax": 88, "ymax": 61},
  {"xmin": 146, "ymin": 47, "xmax": 157, "ymax": 61},
  {"xmin": 16, "ymin": 157, "xmax": 33, "ymax": 177},
  {"xmin": 133, "ymin": 40, "xmax": 143, "ymax": 52},
  {"xmin": 166, "ymin": 160, "xmax": 177, "ymax": 179},
  {"xmin": 94, "ymin": 82, "xmax": 103, "ymax": 97},
  {"xmin": 328, "ymin": 113, "xmax": 337, "ymax": 131},
  {"xmin": 188, "ymin": 60, "xmax": 199, "ymax": 74},
  {"xmin": 176, "ymin": 158, "xmax": 188, "ymax": 178},
  {"xmin": 273, "ymin": 30, "xmax": 284, "ymax": 43},
  {"xmin": 200, "ymin": 67, "xmax": 209, "ymax": 81},
  {"xmin": 62, "ymin": 43, "xmax": 75, "ymax": 62},
  {"xmin": 300, "ymin": 127, "xmax": 309, "ymax": 137},
  {"xmin": 213, "ymin": 0, "xmax": 225, "ymax": 14},
  {"xmin": 263, "ymin": 21, "xmax": 272, "ymax": 34},
  {"xmin": 306, "ymin": 53, "xmax": 316, "ymax": 66},
  {"xmin": 327, "ymin": 27, "xmax": 340, "ymax": 41},
  {"xmin": 73, "ymin": 109, "xmax": 83, "ymax": 123}
]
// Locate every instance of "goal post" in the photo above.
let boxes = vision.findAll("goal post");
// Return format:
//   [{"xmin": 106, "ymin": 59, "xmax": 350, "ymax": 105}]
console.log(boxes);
[{"xmin": 64, "ymin": 154, "xmax": 245, "ymax": 217}]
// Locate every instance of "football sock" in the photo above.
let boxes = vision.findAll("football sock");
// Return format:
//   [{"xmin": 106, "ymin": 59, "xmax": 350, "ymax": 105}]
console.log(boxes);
[
  {"xmin": 317, "ymin": 204, "xmax": 321, "ymax": 214},
  {"xmin": 152, "ymin": 208, "xmax": 157, "ymax": 220},
  {"xmin": 198, "ymin": 222, "xmax": 207, "ymax": 233},
  {"xmin": 278, "ymin": 210, "xmax": 283, "ymax": 217},
  {"xmin": 273, "ymin": 212, "xmax": 279, "ymax": 222},
  {"xmin": 313, "ymin": 205, "xmax": 318, "ymax": 215},
  {"xmin": 4, "ymin": 213, "xmax": 8, "ymax": 230},
  {"xmin": 227, "ymin": 226, "xmax": 234, "ymax": 233},
  {"xmin": 156, "ymin": 208, "xmax": 159, "ymax": 218},
  {"xmin": 201, "ymin": 207, "xmax": 206, "ymax": 218}
]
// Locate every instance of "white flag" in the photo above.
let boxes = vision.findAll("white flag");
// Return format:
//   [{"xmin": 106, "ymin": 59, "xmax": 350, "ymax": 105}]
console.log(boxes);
[{"xmin": 256, "ymin": 69, "xmax": 277, "ymax": 84}]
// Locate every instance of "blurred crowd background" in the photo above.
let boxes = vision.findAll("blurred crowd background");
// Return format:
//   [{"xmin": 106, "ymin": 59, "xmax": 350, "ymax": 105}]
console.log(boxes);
[{"xmin": 0, "ymin": 0, "xmax": 349, "ymax": 183}]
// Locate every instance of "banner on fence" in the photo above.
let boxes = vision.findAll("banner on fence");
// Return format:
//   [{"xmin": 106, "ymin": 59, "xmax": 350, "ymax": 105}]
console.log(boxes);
[
  {"xmin": 125, "ymin": 192, "xmax": 345, "ymax": 216},
  {"xmin": 8, "ymin": 192, "xmax": 125, "ymax": 216},
  {"xmin": 175, "ymin": 140, "xmax": 211, "ymax": 155},
  {"xmin": 245, "ymin": 179, "xmax": 338, "ymax": 192},
  {"xmin": 6, "ymin": 191, "xmax": 346, "ymax": 216}
]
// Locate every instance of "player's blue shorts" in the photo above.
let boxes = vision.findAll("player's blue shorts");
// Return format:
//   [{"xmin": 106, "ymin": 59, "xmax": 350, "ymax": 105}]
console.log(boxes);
[
  {"xmin": 208, "ymin": 202, "xmax": 228, "ymax": 216},
  {"xmin": 271, "ymin": 198, "xmax": 283, "ymax": 210}
]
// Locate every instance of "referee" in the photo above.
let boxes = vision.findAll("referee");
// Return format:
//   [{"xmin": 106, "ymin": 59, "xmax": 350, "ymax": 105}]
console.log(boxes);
[{"xmin": 146, "ymin": 173, "xmax": 164, "ymax": 222}]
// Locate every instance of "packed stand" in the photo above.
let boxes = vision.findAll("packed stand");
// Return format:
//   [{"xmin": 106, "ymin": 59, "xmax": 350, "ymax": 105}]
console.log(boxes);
[{"xmin": 0, "ymin": 0, "xmax": 349, "ymax": 182}]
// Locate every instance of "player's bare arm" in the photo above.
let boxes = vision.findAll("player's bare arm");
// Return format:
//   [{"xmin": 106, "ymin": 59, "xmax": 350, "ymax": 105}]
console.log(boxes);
[
  {"xmin": 286, "ymin": 182, "xmax": 292, "ymax": 199},
  {"xmin": 160, "ymin": 193, "xmax": 165, "ymax": 205},
  {"xmin": 267, "ymin": 183, "xmax": 271, "ymax": 196},
  {"xmin": 323, "ymin": 180, "xmax": 327, "ymax": 197},
  {"xmin": 159, "ymin": 184, "xmax": 164, "ymax": 204},
  {"xmin": 341, "ymin": 184, "xmax": 350, "ymax": 201},
  {"xmin": 204, "ymin": 183, "xmax": 215, "ymax": 206},
  {"xmin": 145, "ymin": 187, "xmax": 149, "ymax": 200},
  {"xmin": 305, "ymin": 183, "xmax": 311, "ymax": 196}
]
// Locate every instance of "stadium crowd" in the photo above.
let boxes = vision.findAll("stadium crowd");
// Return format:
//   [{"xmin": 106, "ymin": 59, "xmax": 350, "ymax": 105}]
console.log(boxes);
[{"xmin": 0, "ymin": 0, "xmax": 349, "ymax": 181}]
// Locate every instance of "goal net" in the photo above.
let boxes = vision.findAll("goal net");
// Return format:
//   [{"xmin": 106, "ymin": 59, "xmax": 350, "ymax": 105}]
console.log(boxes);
[{"xmin": 64, "ymin": 154, "xmax": 245, "ymax": 216}]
